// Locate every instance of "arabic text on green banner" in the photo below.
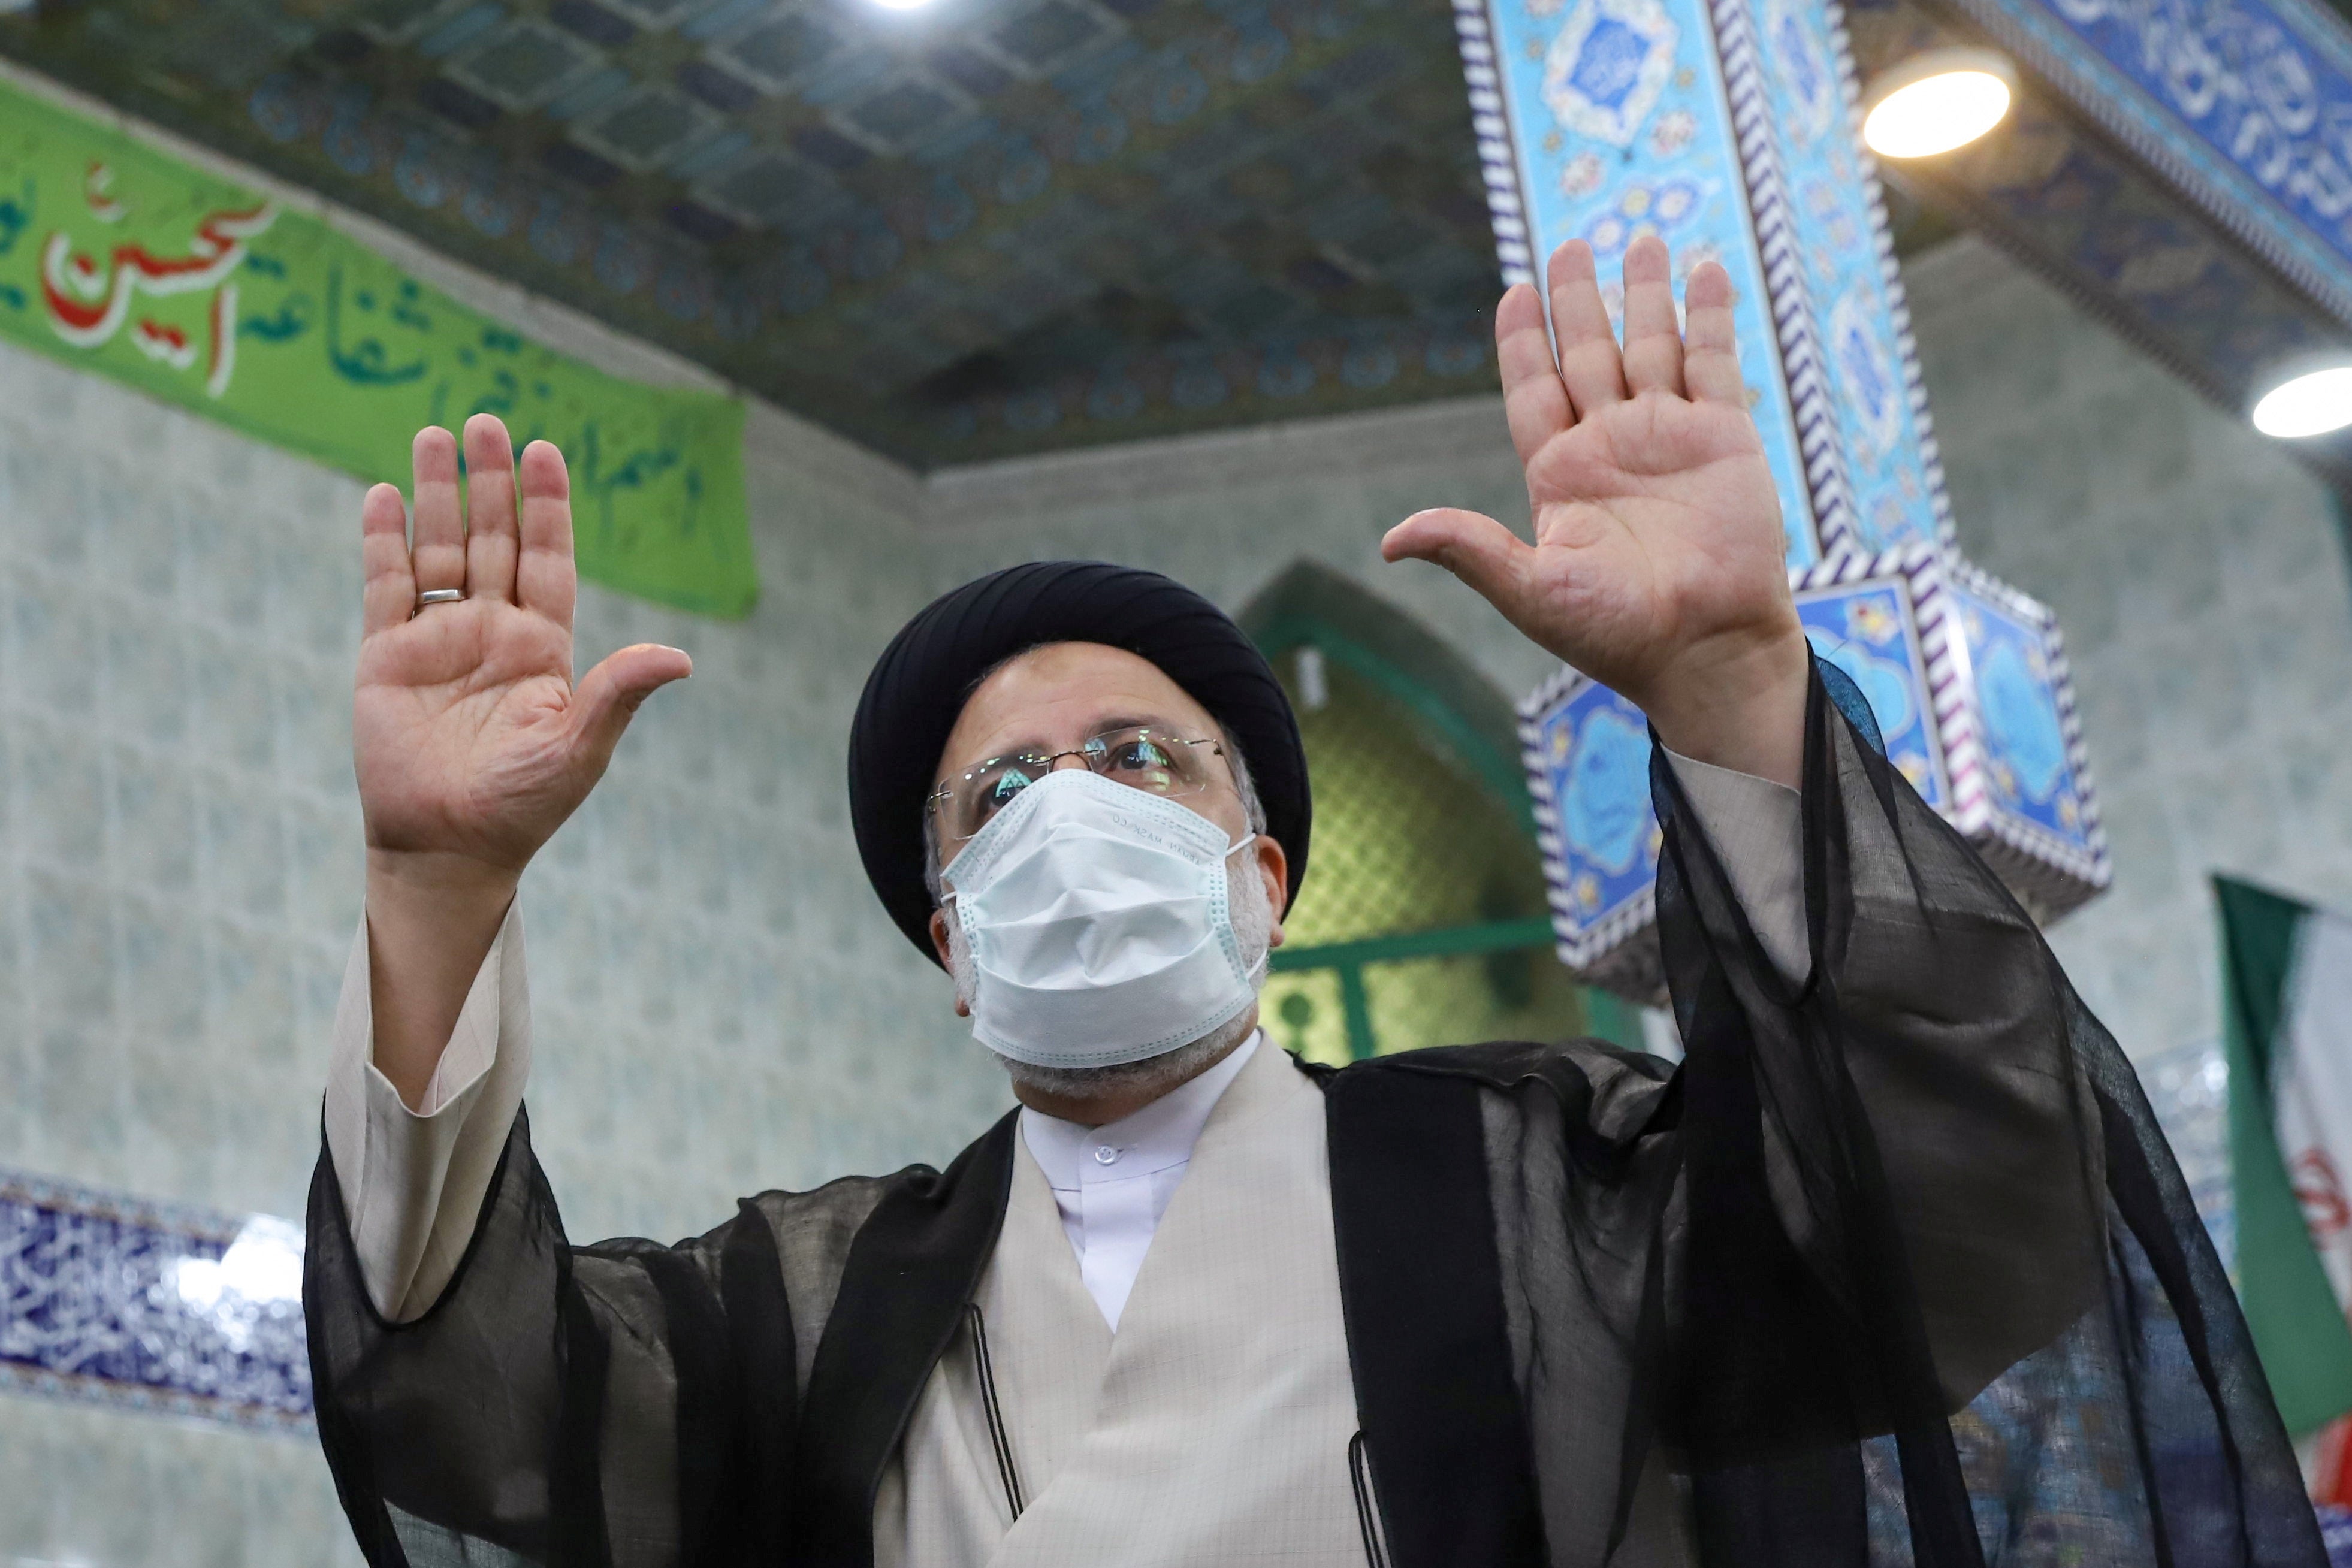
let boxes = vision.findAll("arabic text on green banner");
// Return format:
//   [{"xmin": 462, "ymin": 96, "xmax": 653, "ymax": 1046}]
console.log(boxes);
[{"xmin": 0, "ymin": 77, "xmax": 755, "ymax": 618}]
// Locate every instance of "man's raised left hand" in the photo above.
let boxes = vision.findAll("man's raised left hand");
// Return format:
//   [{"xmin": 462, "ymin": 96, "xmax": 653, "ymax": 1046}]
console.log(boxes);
[{"xmin": 1383, "ymin": 235, "xmax": 1810, "ymax": 788}]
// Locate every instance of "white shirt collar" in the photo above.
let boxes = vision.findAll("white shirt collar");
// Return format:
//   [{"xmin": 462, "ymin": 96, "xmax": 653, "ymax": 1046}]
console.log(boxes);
[{"xmin": 1020, "ymin": 1031, "xmax": 1261, "ymax": 1192}]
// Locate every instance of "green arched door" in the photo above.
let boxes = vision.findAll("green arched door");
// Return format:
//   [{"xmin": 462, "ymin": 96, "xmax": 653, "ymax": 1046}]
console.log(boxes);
[{"xmin": 1242, "ymin": 564, "xmax": 1641, "ymax": 1066}]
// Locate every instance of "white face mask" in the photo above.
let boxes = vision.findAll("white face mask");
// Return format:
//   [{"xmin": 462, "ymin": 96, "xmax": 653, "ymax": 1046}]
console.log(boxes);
[{"xmin": 941, "ymin": 768, "xmax": 1266, "ymax": 1069}]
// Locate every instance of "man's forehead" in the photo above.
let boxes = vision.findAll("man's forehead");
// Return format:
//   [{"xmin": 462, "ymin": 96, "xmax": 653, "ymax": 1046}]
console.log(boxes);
[{"xmin": 941, "ymin": 642, "xmax": 1216, "ymax": 765}]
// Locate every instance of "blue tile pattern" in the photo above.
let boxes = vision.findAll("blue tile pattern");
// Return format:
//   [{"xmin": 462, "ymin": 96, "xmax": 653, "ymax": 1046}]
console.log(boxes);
[
  {"xmin": 1521, "ymin": 542, "xmax": 2109, "ymax": 993},
  {"xmin": 1795, "ymin": 578, "xmax": 1948, "ymax": 810},
  {"xmin": 1481, "ymin": 0, "xmax": 2108, "ymax": 989},
  {"xmin": 1951, "ymin": 577, "xmax": 2097, "ymax": 857},
  {"xmin": 1946, "ymin": 0, "xmax": 2352, "ymax": 318},
  {"xmin": 1465, "ymin": 0, "xmax": 1822, "ymax": 563},
  {"xmin": 0, "ymin": 1167, "xmax": 310, "ymax": 1430},
  {"xmin": 1837, "ymin": 0, "xmax": 2352, "ymax": 484},
  {"xmin": 1746, "ymin": 0, "xmax": 1946, "ymax": 554},
  {"xmin": 1523, "ymin": 677, "xmax": 1661, "ymax": 960}
]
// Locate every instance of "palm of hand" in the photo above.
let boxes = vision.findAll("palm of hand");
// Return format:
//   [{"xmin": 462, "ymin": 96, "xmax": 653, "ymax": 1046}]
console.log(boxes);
[
  {"xmin": 1515, "ymin": 391, "xmax": 1788, "ymax": 701},
  {"xmin": 355, "ymin": 420, "xmax": 690, "ymax": 879},
  {"xmin": 1383, "ymin": 238, "xmax": 1804, "ymax": 735},
  {"xmin": 356, "ymin": 602, "xmax": 585, "ymax": 871}
]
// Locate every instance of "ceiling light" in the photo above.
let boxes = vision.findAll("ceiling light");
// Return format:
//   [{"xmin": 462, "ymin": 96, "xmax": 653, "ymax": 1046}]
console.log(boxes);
[
  {"xmin": 868, "ymin": 0, "xmax": 937, "ymax": 10},
  {"xmin": 1862, "ymin": 48, "xmax": 2016, "ymax": 159},
  {"xmin": 2251, "ymin": 362, "xmax": 2352, "ymax": 438}
]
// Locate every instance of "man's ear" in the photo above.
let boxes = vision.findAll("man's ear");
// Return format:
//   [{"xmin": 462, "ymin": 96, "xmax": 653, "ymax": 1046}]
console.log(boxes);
[
  {"xmin": 1255, "ymin": 835, "xmax": 1290, "ymax": 948},
  {"xmin": 928, "ymin": 908, "xmax": 971, "ymax": 1017}
]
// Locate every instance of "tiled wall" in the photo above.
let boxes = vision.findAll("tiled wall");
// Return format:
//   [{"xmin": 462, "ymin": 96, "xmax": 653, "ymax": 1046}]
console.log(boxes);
[
  {"xmin": 0, "ymin": 335, "xmax": 1010, "ymax": 1236},
  {"xmin": 0, "ymin": 332, "xmax": 1006, "ymax": 1558},
  {"xmin": 1903, "ymin": 238, "xmax": 2352, "ymax": 1062},
  {"xmin": 921, "ymin": 395, "xmax": 1553, "ymax": 706}
]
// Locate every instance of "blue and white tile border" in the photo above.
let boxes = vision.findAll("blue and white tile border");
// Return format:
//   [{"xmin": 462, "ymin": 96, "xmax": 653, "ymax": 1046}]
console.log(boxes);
[
  {"xmin": 0, "ymin": 1166, "xmax": 312, "ymax": 1433},
  {"xmin": 1940, "ymin": 0, "xmax": 2352, "ymax": 328},
  {"xmin": 1946, "ymin": 555, "xmax": 2114, "ymax": 910},
  {"xmin": 1518, "ymin": 663, "xmax": 1663, "ymax": 995},
  {"xmin": 1518, "ymin": 545, "xmax": 2111, "ymax": 990},
  {"xmin": 1712, "ymin": 0, "xmax": 1863, "ymax": 554},
  {"xmin": 1792, "ymin": 543, "xmax": 1985, "ymax": 823},
  {"xmin": 1453, "ymin": 0, "xmax": 1538, "ymax": 290}
]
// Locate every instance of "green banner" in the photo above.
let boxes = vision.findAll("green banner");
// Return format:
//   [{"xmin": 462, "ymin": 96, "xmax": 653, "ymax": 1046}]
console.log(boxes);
[{"xmin": 0, "ymin": 77, "xmax": 754, "ymax": 617}]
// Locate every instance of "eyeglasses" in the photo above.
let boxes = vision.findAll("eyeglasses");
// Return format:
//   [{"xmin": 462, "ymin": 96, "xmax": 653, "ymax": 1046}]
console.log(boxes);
[{"xmin": 928, "ymin": 724, "xmax": 1227, "ymax": 844}]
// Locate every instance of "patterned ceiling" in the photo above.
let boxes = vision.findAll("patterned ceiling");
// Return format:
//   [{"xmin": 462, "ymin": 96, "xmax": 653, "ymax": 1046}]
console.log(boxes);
[{"xmin": 2, "ymin": 0, "xmax": 1508, "ymax": 464}]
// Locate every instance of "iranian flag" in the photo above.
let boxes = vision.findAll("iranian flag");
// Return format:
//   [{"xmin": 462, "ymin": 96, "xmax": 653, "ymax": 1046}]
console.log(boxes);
[{"xmin": 2217, "ymin": 875, "xmax": 2352, "ymax": 1497}]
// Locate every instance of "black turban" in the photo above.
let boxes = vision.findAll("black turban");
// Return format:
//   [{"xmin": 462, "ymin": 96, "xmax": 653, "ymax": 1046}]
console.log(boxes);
[{"xmin": 849, "ymin": 561, "xmax": 1310, "ymax": 963}]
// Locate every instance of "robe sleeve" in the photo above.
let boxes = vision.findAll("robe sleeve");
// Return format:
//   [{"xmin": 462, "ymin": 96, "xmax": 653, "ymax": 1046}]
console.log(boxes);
[
  {"xmin": 306, "ymin": 1070, "xmax": 888, "ymax": 1568},
  {"xmin": 1640, "ymin": 654, "xmax": 2325, "ymax": 1567},
  {"xmin": 321, "ymin": 907, "xmax": 530, "ymax": 1322},
  {"xmin": 1657, "ymin": 750, "xmax": 1803, "ymax": 984}
]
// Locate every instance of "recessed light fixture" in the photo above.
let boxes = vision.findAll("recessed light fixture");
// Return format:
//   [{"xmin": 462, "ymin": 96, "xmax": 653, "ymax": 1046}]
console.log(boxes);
[
  {"xmin": 2251, "ymin": 362, "xmax": 2352, "ymax": 438},
  {"xmin": 1862, "ymin": 48, "xmax": 2017, "ymax": 159},
  {"xmin": 868, "ymin": 0, "xmax": 937, "ymax": 11}
]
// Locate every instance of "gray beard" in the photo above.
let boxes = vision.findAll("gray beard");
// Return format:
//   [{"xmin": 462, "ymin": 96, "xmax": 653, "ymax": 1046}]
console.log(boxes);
[{"xmin": 943, "ymin": 847, "xmax": 1276, "ymax": 1107}]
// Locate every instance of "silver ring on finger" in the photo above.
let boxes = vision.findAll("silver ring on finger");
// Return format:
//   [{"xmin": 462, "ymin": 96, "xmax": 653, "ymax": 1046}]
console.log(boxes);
[{"xmin": 416, "ymin": 588, "xmax": 465, "ymax": 609}]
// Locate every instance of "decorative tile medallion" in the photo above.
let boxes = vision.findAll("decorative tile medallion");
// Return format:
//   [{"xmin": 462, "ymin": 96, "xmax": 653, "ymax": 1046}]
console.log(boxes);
[
  {"xmin": 1543, "ymin": 0, "xmax": 1681, "ymax": 147},
  {"xmin": 1794, "ymin": 570, "xmax": 1950, "ymax": 811},
  {"xmin": 1518, "ymin": 549, "xmax": 2107, "ymax": 995},
  {"xmin": 1946, "ymin": 560, "xmax": 2110, "ymax": 902},
  {"xmin": 1521, "ymin": 672, "xmax": 1663, "ymax": 974},
  {"xmin": 0, "ymin": 1167, "xmax": 311, "ymax": 1431}
]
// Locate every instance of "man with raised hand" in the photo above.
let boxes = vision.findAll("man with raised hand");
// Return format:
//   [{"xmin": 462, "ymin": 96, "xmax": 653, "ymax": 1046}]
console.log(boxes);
[{"xmin": 305, "ymin": 238, "xmax": 2319, "ymax": 1568}]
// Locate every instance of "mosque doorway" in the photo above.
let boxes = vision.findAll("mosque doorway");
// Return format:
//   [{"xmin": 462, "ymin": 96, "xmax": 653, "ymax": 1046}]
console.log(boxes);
[{"xmin": 1239, "ymin": 563, "xmax": 1643, "ymax": 1065}]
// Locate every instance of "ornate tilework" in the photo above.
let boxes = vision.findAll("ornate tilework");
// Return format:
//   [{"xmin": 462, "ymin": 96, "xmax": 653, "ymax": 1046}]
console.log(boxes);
[
  {"xmin": 1520, "ymin": 547, "xmax": 2106, "ymax": 994},
  {"xmin": 1753, "ymin": 0, "xmax": 1957, "ymax": 554},
  {"xmin": 1462, "ymin": 0, "xmax": 1975, "ymax": 566},
  {"xmin": 0, "ymin": 1167, "xmax": 310, "ymax": 1431},
  {"xmin": 1937, "ymin": 0, "xmax": 2352, "ymax": 322},
  {"xmin": 1543, "ymin": 0, "xmax": 1681, "ymax": 146},
  {"xmin": 1795, "ymin": 573, "xmax": 1949, "ymax": 809},
  {"xmin": 1456, "ymin": 0, "xmax": 1825, "ymax": 564},
  {"xmin": 1845, "ymin": 0, "xmax": 2352, "ymax": 488},
  {"xmin": 1483, "ymin": 0, "xmax": 2106, "ymax": 989},
  {"xmin": 1519, "ymin": 670, "xmax": 1662, "ymax": 978},
  {"xmin": 1946, "ymin": 558, "xmax": 2111, "ymax": 901}
]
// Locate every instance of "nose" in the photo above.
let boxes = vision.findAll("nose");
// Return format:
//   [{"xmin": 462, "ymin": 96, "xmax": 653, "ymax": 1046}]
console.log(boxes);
[{"xmin": 1049, "ymin": 752, "xmax": 1091, "ymax": 773}]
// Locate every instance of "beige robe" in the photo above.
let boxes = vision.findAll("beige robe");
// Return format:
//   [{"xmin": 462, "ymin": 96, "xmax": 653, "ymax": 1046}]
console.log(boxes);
[{"xmin": 876, "ymin": 1036, "xmax": 1370, "ymax": 1566}]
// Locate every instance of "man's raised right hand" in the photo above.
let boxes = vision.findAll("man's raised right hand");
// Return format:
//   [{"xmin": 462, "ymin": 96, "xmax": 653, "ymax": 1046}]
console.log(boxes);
[{"xmin": 355, "ymin": 414, "xmax": 690, "ymax": 1103}]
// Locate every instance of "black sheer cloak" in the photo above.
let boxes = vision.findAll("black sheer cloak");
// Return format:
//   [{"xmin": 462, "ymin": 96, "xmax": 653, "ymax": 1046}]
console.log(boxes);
[
  {"xmin": 1366, "ymin": 657, "xmax": 2323, "ymax": 1568},
  {"xmin": 304, "ymin": 1102, "xmax": 959, "ymax": 1568}
]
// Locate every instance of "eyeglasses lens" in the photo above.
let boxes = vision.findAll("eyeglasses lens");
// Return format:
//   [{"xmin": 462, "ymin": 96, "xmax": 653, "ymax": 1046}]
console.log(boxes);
[{"xmin": 944, "ymin": 727, "xmax": 1215, "ymax": 841}]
